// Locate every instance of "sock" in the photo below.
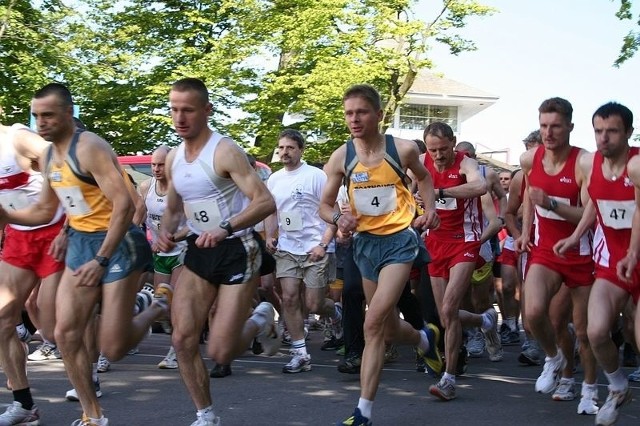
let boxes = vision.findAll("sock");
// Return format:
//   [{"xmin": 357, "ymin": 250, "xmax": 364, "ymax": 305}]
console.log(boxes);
[
  {"xmin": 13, "ymin": 388, "xmax": 34, "ymax": 410},
  {"xmin": 43, "ymin": 338, "xmax": 55, "ymax": 347},
  {"xmin": 250, "ymin": 310, "xmax": 268, "ymax": 333},
  {"xmin": 581, "ymin": 381, "xmax": 597, "ymax": 395},
  {"xmin": 481, "ymin": 312, "xmax": 493, "ymax": 331},
  {"xmin": 442, "ymin": 372, "xmax": 456, "ymax": 383},
  {"xmin": 15, "ymin": 323, "xmax": 31, "ymax": 342},
  {"xmin": 92, "ymin": 363, "xmax": 99, "ymax": 383},
  {"xmin": 88, "ymin": 415, "xmax": 108, "ymax": 426},
  {"xmin": 357, "ymin": 397, "xmax": 373, "ymax": 419},
  {"xmin": 197, "ymin": 405, "xmax": 216, "ymax": 420},
  {"xmin": 291, "ymin": 339, "xmax": 307, "ymax": 356},
  {"xmin": 505, "ymin": 317, "xmax": 517, "ymax": 332},
  {"xmin": 605, "ymin": 368, "xmax": 628, "ymax": 392},
  {"xmin": 418, "ymin": 328, "xmax": 430, "ymax": 353},
  {"xmin": 334, "ymin": 302, "xmax": 342, "ymax": 321}
]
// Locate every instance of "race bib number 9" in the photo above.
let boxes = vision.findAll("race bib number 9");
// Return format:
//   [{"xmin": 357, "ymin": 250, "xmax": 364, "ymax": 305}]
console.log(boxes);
[
  {"xmin": 353, "ymin": 186, "xmax": 397, "ymax": 216},
  {"xmin": 184, "ymin": 199, "xmax": 222, "ymax": 233},
  {"xmin": 280, "ymin": 211, "xmax": 303, "ymax": 231},
  {"xmin": 0, "ymin": 191, "xmax": 30, "ymax": 211},
  {"xmin": 435, "ymin": 197, "xmax": 457, "ymax": 211},
  {"xmin": 597, "ymin": 199, "xmax": 635, "ymax": 230},
  {"xmin": 53, "ymin": 186, "xmax": 91, "ymax": 216}
]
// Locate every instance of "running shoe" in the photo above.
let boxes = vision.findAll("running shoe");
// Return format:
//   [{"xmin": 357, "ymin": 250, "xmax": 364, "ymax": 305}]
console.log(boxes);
[
  {"xmin": 158, "ymin": 346, "xmax": 178, "ymax": 369},
  {"xmin": 27, "ymin": 342, "xmax": 61, "ymax": 361},
  {"xmin": 65, "ymin": 377, "xmax": 102, "ymax": 401},
  {"xmin": 481, "ymin": 308, "xmax": 503, "ymax": 362},
  {"xmin": 321, "ymin": 336, "xmax": 344, "ymax": 351},
  {"xmin": 518, "ymin": 339, "xmax": 543, "ymax": 366},
  {"xmin": 71, "ymin": 413, "xmax": 109, "ymax": 426},
  {"xmin": 595, "ymin": 386, "xmax": 632, "ymax": 425},
  {"xmin": 209, "ymin": 363, "xmax": 232, "ymax": 378},
  {"xmin": 429, "ymin": 377, "xmax": 456, "ymax": 401},
  {"xmin": 577, "ymin": 384, "xmax": 599, "ymax": 415},
  {"xmin": 501, "ymin": 330, "xmax": 521, "ymax": 346},
  {"xmin": 190, "ymin": 411, "xmax": 221, "ymax": 426},
  {"xmin": 552, "ymin": 378, "xmax": 576, "ymax": 401},
  {"xmin": 338, "ymin": 353, "xmax": 362, "ymax": 374},
  {"xmin": 628, "ymin": 366, "xmax": 640, "ymax": 382},
  {"xmin": 417, "ymin": 323, "xmax": 443, "ymax": 377},
  {"xmin": 466, "ymin": 330, "xmax": 485, "ymax": 357},
  {"xmin": 337, "ymin": 408, "xmax": 371, "ymax": 426},
  {"xmin": 0, "ymin": 401, "xmax": 40, "ymax": 425},
  {"xmin": 252, "ymin": 302, "xmax": 281, "ymax": 356},
  {"xmin": 154, "ymin": 283, "xmax": 173, "ymax": 311},
  {"xmin": 384, "ymin": 344, "xmax": 399, "ymax": 363},
  {"xmin": 97, "ymin": 354, "xmax": 111, "ymax": 373},
  {"xmin": 535, "ymin": 350, "xmax": 567, "ymax": 394},
  {"xmin": 282, "ymin": 350, "xmax": 311, "ymax": 374}
]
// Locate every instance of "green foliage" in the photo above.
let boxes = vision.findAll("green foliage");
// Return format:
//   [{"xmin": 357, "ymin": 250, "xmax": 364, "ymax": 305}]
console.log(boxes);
[
  {"xmin": 1, "ymin": 0, "xmax": 494, "ymax": 161},
  {"xmin": 614, "ymin": 0, "xmax": 640, "ymax": 66}
]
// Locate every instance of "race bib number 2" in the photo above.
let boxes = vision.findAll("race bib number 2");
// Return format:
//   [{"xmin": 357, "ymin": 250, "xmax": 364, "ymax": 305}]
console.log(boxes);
[{"xmin": 53, "ymin": 186, "xmax": 91, "ymax": 216}]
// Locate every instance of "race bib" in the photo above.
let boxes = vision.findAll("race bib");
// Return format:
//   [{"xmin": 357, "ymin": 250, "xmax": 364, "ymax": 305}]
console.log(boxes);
[
  {"xmin": 53, "ymin": 186, "xmax": 91, "ymax": 216},
  {"xmin": 435, "ymin": 197, "xmax": 458, "ymax": 211},
  {"xmin": 597, "ymin": 199, "xmax": 635, "ymax": 230},
  {"xmin": 0, "ymin": 191, "xmax": 30, "ymax": 211},
  {"xmin": 353, "ymin": 186, "xmax": 396, "ymax": 216},
  {"xmin": 280, "ymin": 211, "xmax": 303, "ymax": 231},
  {"xmin": 184, "ymin": 199, "xmax": 222, "ymax": 232},
  {"xmin": 535, "ymin": 196, "xmax": 569, "ymax": 221}
]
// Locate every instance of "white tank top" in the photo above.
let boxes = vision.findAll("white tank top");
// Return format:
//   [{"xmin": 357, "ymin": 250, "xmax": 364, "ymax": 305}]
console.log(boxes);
[
  {"xmin": 0, "ymin": 124, "xmax": 64, "ymax": 230},
  {"xmin": 172, "ymin": 132, "xmax": 250, "ymax": 237},
  {"xmin": 145, "ymin": 177, "xmax": 186, "ymax": 256}
]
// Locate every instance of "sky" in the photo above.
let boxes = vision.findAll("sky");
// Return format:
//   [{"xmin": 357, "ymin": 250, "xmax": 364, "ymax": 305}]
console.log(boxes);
[{"xmin": 415, "ymin": 0, "xmax": 640, "ymax": 165}]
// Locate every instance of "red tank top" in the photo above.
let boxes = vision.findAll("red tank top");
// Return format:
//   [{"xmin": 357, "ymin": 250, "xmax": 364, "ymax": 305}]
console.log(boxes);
[
  {"xmin": 589, "ymin": 147, "xmax": 639, "ymax": 267},
  {"xmin": 424, "ymin": 151, "xmax": 482, "ymax": 242},
  {"xmin": 528, "ymin": 145, "xmax": 591, "ymax": 256}
]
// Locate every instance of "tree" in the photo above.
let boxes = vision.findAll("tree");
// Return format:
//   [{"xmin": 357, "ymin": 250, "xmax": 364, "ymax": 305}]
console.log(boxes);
[
  {"xmin": 0, "ymin": 0, "xmax": 77, "ymax": 124},
  {"xmin": 614, "ymin": 0, "xmax": 640, "ymax": 66}
]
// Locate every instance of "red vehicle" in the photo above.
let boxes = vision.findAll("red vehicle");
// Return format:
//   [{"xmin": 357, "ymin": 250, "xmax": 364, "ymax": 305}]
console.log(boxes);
[{"xmin": 117, "ymin": 154, "xmax": 271, "ymax": 186}]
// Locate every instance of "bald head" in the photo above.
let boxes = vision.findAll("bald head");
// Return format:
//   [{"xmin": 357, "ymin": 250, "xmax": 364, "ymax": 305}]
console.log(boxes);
[{"xmin": 151, "ymin": 145, "xmax": 170, "ymax": 181}]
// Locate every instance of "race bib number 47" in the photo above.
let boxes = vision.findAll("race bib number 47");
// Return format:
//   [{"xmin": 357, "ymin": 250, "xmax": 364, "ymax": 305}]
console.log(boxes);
[{"xmin": 597, "ymin": 199, "xmax": 635, "ymax": 230}]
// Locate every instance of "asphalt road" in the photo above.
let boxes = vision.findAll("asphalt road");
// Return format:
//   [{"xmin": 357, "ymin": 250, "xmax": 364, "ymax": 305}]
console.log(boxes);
[{"xmin": 2, "ymin": 327, "xmax": 639, "ymax": 426}]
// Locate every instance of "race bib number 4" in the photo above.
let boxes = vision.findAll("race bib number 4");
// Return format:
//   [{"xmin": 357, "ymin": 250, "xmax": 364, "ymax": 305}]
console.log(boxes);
[
  {"xmin": 184, "ymin": 199, "xmax": 222, "ymax": 232},
  {"xmin": 353, "ymin": 185, "xmax": 397, "ymax": 216},
  {"xmin": 0, "ymin": 191, "xmax": 30, "ymax": 211},
  {"xmin": 280, "ymin": 211, "xmax": 303, "ymax": 231},
  {"xmin": 597, "ymin": 199, "xmax": 635, "ymax": 229},
  {"xmin": 53, "ymin": 186, "xmax": 91, "ymax": 216}
]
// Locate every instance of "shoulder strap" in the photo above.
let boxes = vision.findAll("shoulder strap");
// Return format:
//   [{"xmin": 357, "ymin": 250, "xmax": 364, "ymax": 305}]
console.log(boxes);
[
  {"xmin": 383, "ymin": 134, "xmax": 406, "ymax": 187},
  {"xmin": 344, "ymin": 139, "xmax": 358, "ymax": 189},
  {"xmin": 66, "ymin": 130, "xmax": 99, "ymax": 187}
]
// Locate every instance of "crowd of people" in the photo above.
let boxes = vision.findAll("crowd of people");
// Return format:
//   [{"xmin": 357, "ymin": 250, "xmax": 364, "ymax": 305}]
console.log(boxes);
[{"xmin": 0, "ymin": 79, "xmax": 638, "ymax": 426}]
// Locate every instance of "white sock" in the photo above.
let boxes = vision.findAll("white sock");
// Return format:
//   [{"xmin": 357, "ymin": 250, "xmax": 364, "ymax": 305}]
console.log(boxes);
[
  {"xmin": 442, "ymin": 372, "xmax": 456, "ymax": 383},
  {"xmin": 88, "ymin": 416, "xmax": 108, "ymax": 426},
  {"xmin": 92, "ymin": 363, "xmax": 98, "ymax": 382},
  {"xmin": 197, "ymin": 405, "xmax": 216, "ymax": 420},
  {"xmin": 481, "ymin": 312, "xmax": 493, "ymax": 331},
  {"xmin": 291, "ymin": 339, "xmax": 307, "ymax": 355},
  {"xmin": 357, "ymin": 398, "xmax": 373, "ymax": 419},
  {"xmin": 605, "ymin": 368, "xmax": 628, "ymax": 392},
  {"xmin": 505, "ymin": 317, "xmax": 517, "ymax": 332},
  {"xmin": 250, "ymin": 310, "xmax": 268, "ymax": 332},
  {"xmin": 581, "ymin": 381, "xmax": 597, "ymax": 395}
]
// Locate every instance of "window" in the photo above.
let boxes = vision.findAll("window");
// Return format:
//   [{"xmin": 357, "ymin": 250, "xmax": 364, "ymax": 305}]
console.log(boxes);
[{"xmin": 398, "ymin": 104, "xmax": 458, "ymax": 132}]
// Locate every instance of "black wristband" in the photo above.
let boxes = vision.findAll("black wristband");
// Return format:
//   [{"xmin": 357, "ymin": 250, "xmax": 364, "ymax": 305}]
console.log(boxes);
[{"xmin": 438, "ymin": 188, "xmax": 445, "ymax": 200}]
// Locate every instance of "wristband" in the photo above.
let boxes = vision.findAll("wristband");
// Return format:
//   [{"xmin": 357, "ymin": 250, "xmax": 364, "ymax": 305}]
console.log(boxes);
[
  {"xmin": 438, "ymin": 188, "xmax": 445, "ymax": 200},
  {"xmin": 332, "ymin": 212, "xmax": 343, "ymax": 225}
]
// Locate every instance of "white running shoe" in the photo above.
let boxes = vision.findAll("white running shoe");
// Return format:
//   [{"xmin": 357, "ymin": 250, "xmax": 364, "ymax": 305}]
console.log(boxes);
[
  {"xmin": 252, "ymin": 302, "xmax": 281, "ymax": 356},
  {"xmin": 552, "ymin": 378, "xmax": 576, "ymax": 401},
  {"xmin": 0, "ymin": 401, "xmax": 40, "ymax": 425},
  {"xmin": 595, "ymin": 386, "xmax": 632, "ymax": 425},
  {"xmin": 158, "ymin": 346, "xmax": 178, "ymax": 369},
  {"xmin": 467, "ymin": 330, "xmax": 485, "ymax": 357},
  {"xmin": 576, "ymin": 384, "xmax": 598, "ymax": 415},
  {"xmin": 97, "ymin": 354, "xmax": 111, "ymax": 373},
  {"xmin": 27, "ymin": 342, "xmax": 61, "ymax": 361},
  {"xmin": 282, "ymin": 350, "xmax": 311, "ymax": 374},
  {"xmin": 535, "ymin": 350, "xmax": 567, "ymax": 394},
  {"xmin": 190, "ymin": 411, "xmax": 221, "ymax": 426},
  {"xmin": 65, "ymin": 378, "xmax": 102, "ymax": 401}
]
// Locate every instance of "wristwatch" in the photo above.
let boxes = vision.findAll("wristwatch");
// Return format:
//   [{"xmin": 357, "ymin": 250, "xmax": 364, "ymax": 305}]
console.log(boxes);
[
  {"xmin": 219, "ymin": 219, "xmax": 234, "ymax": 236},
  {"xmin": 318, "ymin": 242, "xmax": 327, "ymax": 249},
  {"xmin": 94, "ymin": 256, "xmax": 110, "ymax": 267},
  {"xmin": 548, "ymin": 199, "xmax": 558, "ymax": 211}
]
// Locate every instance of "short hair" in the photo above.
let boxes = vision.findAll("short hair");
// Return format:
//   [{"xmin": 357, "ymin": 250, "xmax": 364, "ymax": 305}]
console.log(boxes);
[
  {"xmin": 592, "ymin": 102, "xmax": 634, "ymax": 132},
  {"xmin": 423, "ymin": 121, "xmax": 454, "ymax": 141},
  {"xmin": 278, "ymin": 128, "xmax": 305, "ymax": 149},
  {"xmin": 455, "ymin": 141, "xmax": 476, "ymax": 156},
  {"xmin": 33, "ymin": 83, "xmax": 73, "ymax": 107},
  {"xmin": 171, "ymin": 78, "xmax": 209, "ymax": 105},
  {"xmin": 343, "ymin": 84, "xmax": 382, "ymax": 111},
  {"xmin": 538, "ymin": 97, "xmax": 573, "ymax": 123},
  {"xmin": 523, "ymin": 129, "xmax": 541, "ymax": 144},
  {"xmin": 412, "ymin": 138, "xmax": 427, "ymax": 154}
]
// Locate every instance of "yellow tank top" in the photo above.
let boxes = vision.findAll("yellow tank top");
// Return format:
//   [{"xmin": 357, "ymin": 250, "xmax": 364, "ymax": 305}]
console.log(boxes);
[{"xmin": 347, "ymin": 158, "xmax": 415, "ymax": 235}]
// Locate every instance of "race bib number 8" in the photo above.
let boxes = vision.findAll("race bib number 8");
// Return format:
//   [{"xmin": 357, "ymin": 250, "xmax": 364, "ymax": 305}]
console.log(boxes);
[
  {"xmin": 184, "ymin": 199, "xmax": 222, "ymax": 232},
  {"xmin": 53, "ymin": 186, "xmax": 91, "ymax": 216},
  {"xmin": 597, "ymin": 199, "xmax": 635, "ymax": 229},
  {"xmin": 353, "ymin": 186, "xmax": 397, "ymax": 216},
  {"xmin": 0, "ymin": 191, "xmax": 30, "ymax": 211},
  {"xmin": 280, "ymin": 211, "xmax": 303, "ymax": 231}
]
